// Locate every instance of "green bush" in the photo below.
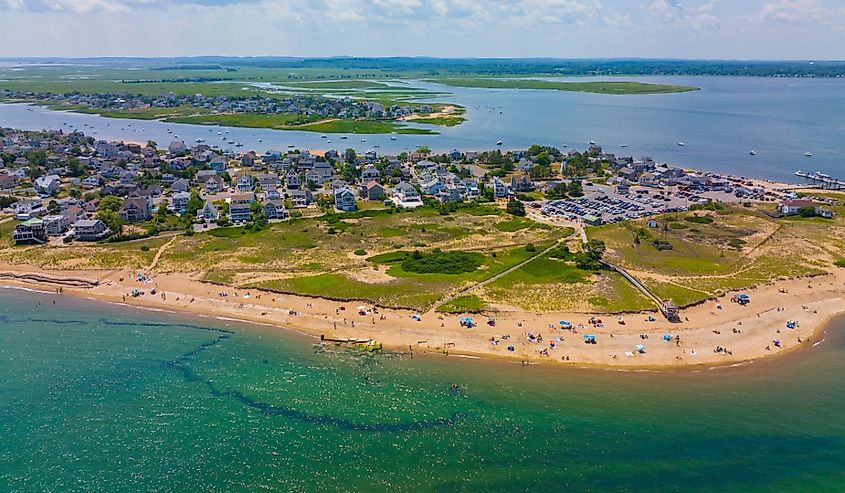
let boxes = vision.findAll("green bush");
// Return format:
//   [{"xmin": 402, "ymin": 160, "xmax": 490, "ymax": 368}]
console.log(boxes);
[
  {"xmin": 669, "ymin": 222, "xmax": 689, "ymax": 230},
  {"xmin": 685, "ymin": 214, "xmax": 714, "ymax": 224},
  {"xmin": 401, "ymin": 251, "xmax": 483, "ymax": 274},
  {"xmin": 140, "ymin": 245, "xmax": 150, "ymax": 252},
  {"xmin": 728, "ymin": 238, "xmax": 747, "ymax": 249},
  {"xmin": 835, "ymin": 259, "xmax": 845, "ymax": 268},
  {"xmin": 525, "ymin": 243, "xmax": 536, "ymax": 252},
  {"xmin": 353, "ymin": 249, "xmax": 367, "ymax": 256}
]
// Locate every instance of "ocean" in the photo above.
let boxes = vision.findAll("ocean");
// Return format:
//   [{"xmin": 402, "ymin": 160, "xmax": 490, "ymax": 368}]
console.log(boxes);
[
  {"xmin": 1, "ymin": 288, "xmax": 844, "ymax": 492},
  {"xmin": 1, "ymin": 76, "xmax": 844, "ymax": 183}
]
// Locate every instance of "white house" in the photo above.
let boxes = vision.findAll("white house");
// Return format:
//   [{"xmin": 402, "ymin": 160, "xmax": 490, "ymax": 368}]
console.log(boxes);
[
  {"xmin": 334, "ymin": 187, "xmax": 357, "ymax": 212},
  {"xmin": 34, "ymin": 174, "xmax": 61, "ymax": 196},
  {"xmin": 392, "ymin": 181, "xmax": 422, "ymax": 208}
]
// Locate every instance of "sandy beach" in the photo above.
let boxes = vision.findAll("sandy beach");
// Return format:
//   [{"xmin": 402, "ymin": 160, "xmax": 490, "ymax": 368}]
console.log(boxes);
[{"xmin": 2, "ymin": 262, "xmax": 843, "ymax": 369}]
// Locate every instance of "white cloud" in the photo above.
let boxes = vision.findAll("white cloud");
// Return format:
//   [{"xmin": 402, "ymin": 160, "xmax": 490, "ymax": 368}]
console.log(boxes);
[
  {"xmin": 757, "ymin": 0, "xmax": 844, "ymax": 24},
  {"xmin": 648, "ymin": 0, "xmax": 720, "ymax": 31}
]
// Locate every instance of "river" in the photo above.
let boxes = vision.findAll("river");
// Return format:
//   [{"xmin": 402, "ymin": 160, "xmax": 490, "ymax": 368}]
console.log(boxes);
[{"xmin": 1, "ymin": 76, "xmax": 843, "ymax": 183}]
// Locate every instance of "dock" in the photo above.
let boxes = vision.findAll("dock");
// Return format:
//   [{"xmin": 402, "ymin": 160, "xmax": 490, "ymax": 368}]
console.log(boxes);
[{"xmin": 795, "ymin": 171, "xmax": 845, "ymax": 190}]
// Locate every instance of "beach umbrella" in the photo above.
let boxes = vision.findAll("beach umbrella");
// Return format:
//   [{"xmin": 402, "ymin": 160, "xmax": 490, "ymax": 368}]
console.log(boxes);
[
  {"xmin": 636, "ymin": 344, "xmax": 646, "ymax": 353},
  {"xmin": 663, "ymin": 334, "xmax": 672, "ymax": 341},
  {"xmin": 559, "ymin": 321, "xmax": 572, "ymax": 327}
]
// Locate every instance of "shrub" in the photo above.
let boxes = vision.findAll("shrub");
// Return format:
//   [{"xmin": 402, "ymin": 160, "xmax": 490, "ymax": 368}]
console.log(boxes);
[
  {"xmin": 728, "ymin": 238, "xmax": 747, "ymax": 249},
  {"xmin": 506, "ymin": 199, "xmax": 526, "ymax": 217},
  {"xmin": 525, "ymin": 243, "xmax": 536, "ymax": 252},
  {"xmin": 669, "ymin": 222, "xmax": 689, "ymax": 230},
  {"xmin": 353, "ymin": 249, "xmax": 367, "ymax": 256},
  {"xmin": 835, "ymin": 259, "xmax": 845, "ymax": 268},
  {"xmin": 140, "ymin": 245, "xmax": 150, "ymax": 252},
  {"xmin": 401, "ymin": 251, "xmax": 483, "ymax": 274},
  {"xmin": 685, "ymin": 214, "xmax": 714, "ymax": 224}
]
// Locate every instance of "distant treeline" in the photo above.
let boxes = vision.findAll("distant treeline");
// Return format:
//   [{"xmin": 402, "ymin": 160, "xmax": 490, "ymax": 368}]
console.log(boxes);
[
  {"xmin": 4, "ymin": 57, "xmax": 845, "ymax": 77},
  {"xmin": 121, "ymin": 77, "xmax": 228, "ymax": 84}
]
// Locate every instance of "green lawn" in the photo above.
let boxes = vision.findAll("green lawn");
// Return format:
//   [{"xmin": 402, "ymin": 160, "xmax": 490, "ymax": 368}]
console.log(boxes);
[
  {"xmin": 436, "ymin": 295, "xmax": 487, "ymax": 314},
  {"xmin": 296, "ymin": 119, "xmax": 439, "ymax": 135}
]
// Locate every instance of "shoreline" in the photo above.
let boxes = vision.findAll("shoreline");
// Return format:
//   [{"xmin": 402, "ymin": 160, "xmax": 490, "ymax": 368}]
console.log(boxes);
[{"xmin": 2, "ymin": 264, "xmax": 843, "ymax": 370}]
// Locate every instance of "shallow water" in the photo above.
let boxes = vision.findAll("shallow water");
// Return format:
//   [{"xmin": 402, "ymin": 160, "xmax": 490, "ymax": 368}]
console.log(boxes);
[{"xmin": 1, "ymin": 289, "xmax": 844, "ymax": 492}]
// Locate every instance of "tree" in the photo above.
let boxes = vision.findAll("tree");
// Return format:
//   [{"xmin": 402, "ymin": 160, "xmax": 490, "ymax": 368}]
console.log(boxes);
[
  {"xmin": 568, "ymin": 180, "xmax": 584, "ymax": 197},
  {"xmin": 47, "ymin": 200, "xmax": 60, "ymax": 214},
  {"xmin": 344, "ymin": 148, "xmax": 357, "ymax": 164},
  {"xmin": 146, "ymin": 140, "xmax": 157, "ymax": 150},
  {"xmin": 546, "ymin": 182, "xmax": 568, "ymax": 200},
  {"xmin": 506, "ymin": 199, "xmax": 526, "ymax": 217},
  {"xmin": 67, "ymin": 157, "xmax": 85, "ymax": 177},
  {"xmin": 186, "ymin": 191, "xmax": 204, "ymax": 217},
  {"xmin": 798, "ymin": 206, "xmax": 817, "ymax": 218}
]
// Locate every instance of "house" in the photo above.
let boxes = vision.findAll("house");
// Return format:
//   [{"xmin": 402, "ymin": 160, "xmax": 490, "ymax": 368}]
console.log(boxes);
[
  {"xmin": 779, "ymin": 199, "xmax": 832, "ymax": 218},
  {"xmin": 209, "ymin": 157, "xmax": 228, "ymax": 173},
  {"xmin": 34, "ymin": 174, "xmax": 61, "ymax": 196},
  {"xmin": 492, "ymin": 177, "xmax": 509, "ymax": 198},
  {"xmin": 393, "ymin": 181, "xmax": 422, "ymax": 208},
  {"xmin": 361, "ymin": 165, "xmax": 381, "ymax": 182},
  {"xmin": 615, "ymin": 180, "xmax": 630, "ymax": 195},
  {"xmin": 0, "ymin": 172, "xmax": 19, "ymax": 190},
  {"xmin": 289, "ymin": 189, "xmax": 312, "ymax": 208},
  {"xmin": 334, "ymin": 187, "xmax": 357, "ymax": 212},
  {"xmin": 228, "ymin": 193, "xmax": 255, "ymax": 223},
  {"xmin": 235, "ymin": 174, "xmax": 254, "ymax": 192},
  {"xmin": 75, "ymin": 219, "xmax": 111, "ymax": 241},
  {"xmin": 639, "ymin": 172, "xmax": 658, "ymax": 187},
  {"xmin": 168, "ymin": 141, "xmax": 187, "ymax": 155},
  {"xmin": 197, "ymin": 201, "xmax": 218, "ymax": 222},
  {"xmin": 436, "ymin": 186, "xmax": 462, "ymax": 203},
  {"xmin": 447, "ymin": 149, "xmax": 462, "ymax": 161},
  {"xmin": 171, "ymin": 191, "xmax": 191, "ymax": 212},
  {"xmin": 12, "ymin": 218, "xmax": 48, "ymax": 244},
  {"xmin": 363, "ymin": 181, "xmax": 385, "ymax": 201},
  {"xmin": 285, "ymin": 171, "xmax": 301, "ymax": 190},
  {"xmin": 119, "ymin": 195, "xmax": 152, "ymax": 222},
  {"xmin": 171, "ymin": 178, "xmax": 190, "ymax": 193},
  {"xmin": 258, "ymin": 174, "xmax": 280, "ymax": 189},
  {"xmin": 263, "ymin": 199, "xmax": 289, "ymax": 220},
  {"xmin": 200, "ymin": 173, "xmax": 224, "ymax": 193},
  {"xmin": 43, "ymin": 214, "xmax": 70, "ymax": 236},
  {"xmin": 510, "ymin": 174, "xmax": 533, "ymax": 193},
  {"xmin": 420, "ymin": 177, "xmax": 444, "ymax": 196}
]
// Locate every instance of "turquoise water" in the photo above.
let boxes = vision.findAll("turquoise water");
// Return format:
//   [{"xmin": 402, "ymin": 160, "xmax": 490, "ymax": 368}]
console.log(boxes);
[{"xmin": 1, "ymin": 289, "xmax": 844, "ymax": 492}]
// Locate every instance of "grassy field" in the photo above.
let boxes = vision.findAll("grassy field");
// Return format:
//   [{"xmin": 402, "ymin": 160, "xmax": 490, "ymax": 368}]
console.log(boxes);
[
  {"xmin": 412, "ymin": 116, "xmax": 466, "ymax": 127},
  {"xmin": 294, "ymin": 119, "xmax": 439, "ymax": 135},
  {"xmin": 428, "ymin": 78, "xmax": 699, "ymax": 94},
  {"xmin": 589, "ymin": 203, "xmax": 844, "ymax": 307}
]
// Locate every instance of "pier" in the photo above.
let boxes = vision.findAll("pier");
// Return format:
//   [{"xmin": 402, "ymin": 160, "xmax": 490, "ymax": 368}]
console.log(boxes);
[{"xmin": 795, "ymin": 171, "xmax": 845, "ymax": 190}]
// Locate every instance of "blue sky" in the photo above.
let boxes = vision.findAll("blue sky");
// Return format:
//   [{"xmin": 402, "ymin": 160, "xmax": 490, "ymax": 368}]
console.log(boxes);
[{"xmin": 0, "ymin": 0, "xmax": 843, "ymax": 59}]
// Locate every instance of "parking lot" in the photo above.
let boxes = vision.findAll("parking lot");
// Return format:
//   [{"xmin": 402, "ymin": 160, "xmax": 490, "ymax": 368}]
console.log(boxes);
[{"xmin": 534, "ymin": 184, "xmax": 693, "ymax": 225}]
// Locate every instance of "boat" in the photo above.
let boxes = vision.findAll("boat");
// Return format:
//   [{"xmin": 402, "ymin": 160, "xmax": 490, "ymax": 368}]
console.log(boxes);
[
  {"xmin": 361, "ymin": 139, "xmax": 366, "ymax": 142},
  {"xmin": 321, "ymin": 134, "xmax": 327, "ymax": 139},
  {"xmin": 678, "ymin": 142, "xmax": 686, "ymax": 147},
  {"xmin": 589, "ymin": 140, "xmax": 596, "ymax": 145},
  {"xmin": 340, "ymin": 136, "xmax": 348, "ymax": 140},
  {"xmin": 749, "ymin": 150, "xmax": 757, "ymax": 156},
  {"xmin": 374, "ymin": 144, "xmax": 380, "ymax": 148},
  {"xmin": 390, "ymin": 136, "xmax": 397, "ymax": 141},
  {"xmin": 258, "ymin": 139, "xmax": 263, "ymax": 142},
  {"xmin": 288, "ymin": 144, "xmax": 295, "ymax": 148},
  {"xmin": 804, "ymin": 152, "xmax": 813, "ymax": 157},
  {"xmin": 327, "ymin": 140, "xmax": 332, "ymax": 143},
  {"xmin": 496, "ymin": 140, "xmax": 503, "ymax": 146},
  {"xmin": 235, "ymin": 142, "xmax": 243, "ymax": 147},
  {"xmin": 196, "ymin": 138, "xmax": 205, "ymax": 143},
  {"xmin": 620, "ymin": 144, "xmax": 628, "ymax": 148},
  {"xmin": 227, "ymin": 140, "xmax": 235, "ymax": 144},
  {"xmin": 217, "ymin": 132, "xmax": 222, "ymax": 135}
]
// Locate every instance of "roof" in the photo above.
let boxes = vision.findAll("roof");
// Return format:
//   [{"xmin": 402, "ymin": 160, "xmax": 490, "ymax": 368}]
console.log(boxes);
[
  {"xmin": 76, "ymin": 219, "xmax": 102, "ymax": 227},
  {"xmin": 781, "ymin": 199, "xmax": 816, "ymax": 207}
]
